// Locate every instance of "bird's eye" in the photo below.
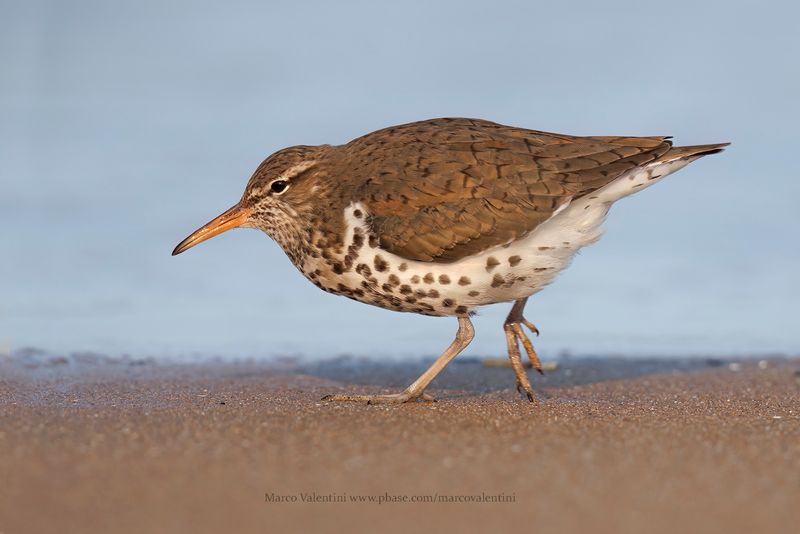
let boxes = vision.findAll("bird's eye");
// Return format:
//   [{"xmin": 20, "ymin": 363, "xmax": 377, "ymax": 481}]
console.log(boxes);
[{"xmin": 270, "ymin": 180, "xmax": 289, "ymax": 194}]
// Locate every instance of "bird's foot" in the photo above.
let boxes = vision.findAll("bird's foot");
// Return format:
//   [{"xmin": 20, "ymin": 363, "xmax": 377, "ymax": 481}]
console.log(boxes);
[
  {"xmin": 504, "ymin": 318, "xmax": 543, "ymax": 403},
  {"xmin": 321, "ymin": 390, "xmax": 436, "ymax": 404},
  {"xmin": 521, "ymin": 318, "xmax": 540, "ymax": 337},
  {"xmin": 506, "ymin": 320, "xmax": 543, "ymax": 374},
  {"xmin": 515, "ymin": 380, "xmax": 536, "ymax": 402}
]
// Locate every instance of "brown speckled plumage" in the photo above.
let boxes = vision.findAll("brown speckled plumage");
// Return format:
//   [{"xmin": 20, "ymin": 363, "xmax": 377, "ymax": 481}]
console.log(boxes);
[{"xmin": 174, "ymin": 117, "xmax": 728, "ymax": 403}]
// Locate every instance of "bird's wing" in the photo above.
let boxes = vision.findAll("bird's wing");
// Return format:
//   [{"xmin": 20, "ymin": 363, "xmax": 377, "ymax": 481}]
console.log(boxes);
[{"xmin": 345, "ymin": 118, "xmax": 671, "ymax": 262}]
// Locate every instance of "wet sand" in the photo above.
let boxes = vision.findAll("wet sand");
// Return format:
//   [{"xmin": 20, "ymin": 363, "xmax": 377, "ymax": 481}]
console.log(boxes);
[{"xmin": 1, "ymin": 353, "xmax": 798, "ymax": 534}]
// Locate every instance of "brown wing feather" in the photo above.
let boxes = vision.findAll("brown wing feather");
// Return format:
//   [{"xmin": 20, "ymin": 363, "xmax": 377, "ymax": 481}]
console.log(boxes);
[{"xmin": 341, "ymin": 118, "xmax": 671, "ymax": 262}]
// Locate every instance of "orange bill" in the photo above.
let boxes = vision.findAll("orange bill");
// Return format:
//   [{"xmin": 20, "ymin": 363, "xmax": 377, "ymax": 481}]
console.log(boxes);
[{"xmin": 172, "ymin": 204, "xmax": 252, "ymax": 256}]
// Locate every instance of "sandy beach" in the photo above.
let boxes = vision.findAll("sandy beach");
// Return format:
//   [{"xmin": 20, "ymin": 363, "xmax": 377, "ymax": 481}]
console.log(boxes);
[{"xmin": 1, "ymin": 352, "xmax": 798, "ymax": 534}]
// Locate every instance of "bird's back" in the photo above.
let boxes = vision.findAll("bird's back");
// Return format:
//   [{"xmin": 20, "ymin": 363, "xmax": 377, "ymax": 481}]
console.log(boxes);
[{"xmin": 332, "ymin": 118, "xmax": 720, "ymax": 263}]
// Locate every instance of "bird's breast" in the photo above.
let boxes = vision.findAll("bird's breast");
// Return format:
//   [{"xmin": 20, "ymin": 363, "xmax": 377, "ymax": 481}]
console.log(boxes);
[{"xmin": 293, "ymin": 201, "xmax": 609, "ymax": 316}]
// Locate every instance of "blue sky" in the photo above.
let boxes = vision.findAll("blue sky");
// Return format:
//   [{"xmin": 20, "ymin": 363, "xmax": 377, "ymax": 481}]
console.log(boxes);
[{"xmin": 2, "ymin": 0, "xmax": 798, "ymax": 359}]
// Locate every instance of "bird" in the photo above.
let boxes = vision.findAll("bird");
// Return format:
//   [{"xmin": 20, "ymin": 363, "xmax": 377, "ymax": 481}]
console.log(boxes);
[{"xmin": 172, "ymin": 118, "xmax": 728, "ymax": 403}]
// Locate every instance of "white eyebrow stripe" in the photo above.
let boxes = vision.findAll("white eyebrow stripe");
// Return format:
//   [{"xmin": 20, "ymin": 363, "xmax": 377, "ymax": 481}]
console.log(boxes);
[{"xmin": 277, "ymin": 160, "xmax": 317, "ymax": 182}]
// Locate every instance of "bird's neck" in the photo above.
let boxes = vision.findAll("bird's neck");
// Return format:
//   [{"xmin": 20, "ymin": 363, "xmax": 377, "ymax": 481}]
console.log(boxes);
[{"xmin": 260, "ymin": 199, "xmax": 349, "ymax": 271}]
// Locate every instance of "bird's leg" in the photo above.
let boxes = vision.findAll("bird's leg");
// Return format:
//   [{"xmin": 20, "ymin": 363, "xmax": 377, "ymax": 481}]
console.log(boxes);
[
  {"xmin": 505, "ymin": 297, "xmax": 542, "ymax": 371},
  {"xmin": 322, "ymin": 316, "xmax": 475, "ymax": 404},
  {"xmin": 504, "ymin": 323, "xmax": 535, "ymax": 401},
  {"xmin": 503, "ymin": 298, "xmax": 543, "ymax": 401}
]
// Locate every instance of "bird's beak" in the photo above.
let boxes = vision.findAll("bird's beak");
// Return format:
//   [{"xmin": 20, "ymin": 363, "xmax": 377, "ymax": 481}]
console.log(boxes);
[{"xmin": 172, "ymin": 204, "xmax": 253, "ymax": 256}]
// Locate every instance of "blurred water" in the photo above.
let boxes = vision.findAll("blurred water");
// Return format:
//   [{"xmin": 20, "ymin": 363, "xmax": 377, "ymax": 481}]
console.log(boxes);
[{"xmin": 1, "ymin": 0, "xmax": 798, "ymax": 360}]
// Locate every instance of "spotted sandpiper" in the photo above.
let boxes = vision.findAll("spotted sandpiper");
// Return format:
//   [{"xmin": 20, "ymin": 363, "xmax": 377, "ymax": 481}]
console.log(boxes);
[{"xmin": 173, "ymin": 118, "xmax": 728, "ymax": 403}]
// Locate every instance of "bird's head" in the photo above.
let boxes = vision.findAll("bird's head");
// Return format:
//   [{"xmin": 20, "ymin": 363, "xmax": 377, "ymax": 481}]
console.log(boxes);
[{"xmin": 172, "ymin": 145, "xmax": 328, "ymax": 256}]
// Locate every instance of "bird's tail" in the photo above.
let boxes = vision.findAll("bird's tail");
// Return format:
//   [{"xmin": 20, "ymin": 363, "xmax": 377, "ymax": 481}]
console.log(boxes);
[{"xmin": 657, "ymin": 142, "xmax": 730, "ymax": 163}]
